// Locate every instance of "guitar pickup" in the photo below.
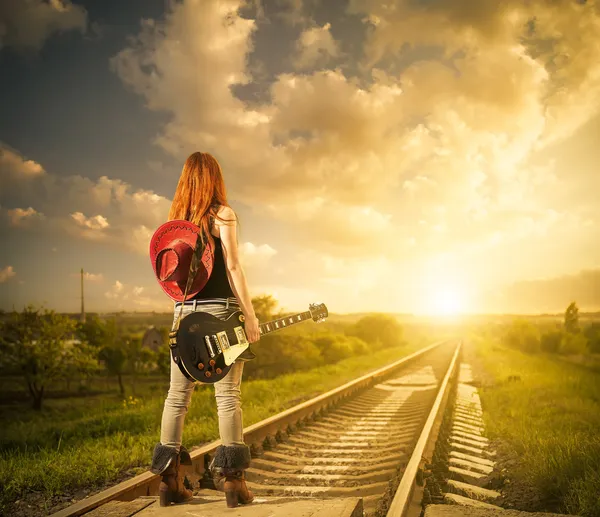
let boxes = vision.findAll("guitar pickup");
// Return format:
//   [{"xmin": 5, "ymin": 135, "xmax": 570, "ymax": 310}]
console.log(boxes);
[
  {"xmin": 234, "ymin": 326, "xmax": 248, "ymax": 345},
  {"xmin": 216, "ymin": 331, "xmax": 231, "ymax": 351}
]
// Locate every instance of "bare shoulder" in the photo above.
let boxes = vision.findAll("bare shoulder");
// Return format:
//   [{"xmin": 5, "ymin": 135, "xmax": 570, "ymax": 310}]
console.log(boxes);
[{"xmin": 215, "ymin": 205, "xmax": 237, "ymax": 226}]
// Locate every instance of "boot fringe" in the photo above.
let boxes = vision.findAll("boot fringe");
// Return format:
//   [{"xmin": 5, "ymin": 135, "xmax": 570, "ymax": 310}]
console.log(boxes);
[
  {"xmin": 151, "ymin": 444, "xmax": 193, "ymax": 474},
  {"xmin": 211, "ymin": 444, "xmax": 251, "ymax": 470}
]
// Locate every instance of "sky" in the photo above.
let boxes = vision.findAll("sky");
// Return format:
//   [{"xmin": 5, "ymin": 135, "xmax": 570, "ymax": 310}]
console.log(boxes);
[{"xmin": 0, "ymin": 0, "xmax": 599, "ymax": 316}]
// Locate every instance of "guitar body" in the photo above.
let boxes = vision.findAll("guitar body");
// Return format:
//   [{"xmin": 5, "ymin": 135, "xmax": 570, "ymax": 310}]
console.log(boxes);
[
  {"xmin": 175, "ymin": 310, "xmax": 249, "ymax": 383},
  {"xmin": 172, "ymin": 302, "xmax": 328, "ymax": 384}
]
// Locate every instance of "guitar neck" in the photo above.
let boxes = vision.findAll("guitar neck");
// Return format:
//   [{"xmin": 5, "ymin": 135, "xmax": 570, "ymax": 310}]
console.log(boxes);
[{"xmin": 259, "ymin": 311, "xmax": 313, "ymax": 335}]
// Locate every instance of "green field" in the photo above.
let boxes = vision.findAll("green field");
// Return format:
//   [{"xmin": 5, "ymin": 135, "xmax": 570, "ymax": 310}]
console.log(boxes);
[
  {"xmin": 472, "ymin": 331, "xmax": 600, "ymax": 517},
  {"xmin": 0, "ymin": 330, "xmax": 440, "ymax": 515}
]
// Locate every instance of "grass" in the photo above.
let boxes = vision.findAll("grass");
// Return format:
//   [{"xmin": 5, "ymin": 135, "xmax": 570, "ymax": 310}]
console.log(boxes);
[
  {"xmin": 472, "ymin": 332, "xmax": 600, "ymax": 517},
  {"xmin": 0, "ymin": 335, "xmax": 438, "ymax": 514}
]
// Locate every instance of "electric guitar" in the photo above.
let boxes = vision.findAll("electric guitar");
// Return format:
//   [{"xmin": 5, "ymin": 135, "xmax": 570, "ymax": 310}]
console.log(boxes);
[{"xmin": 171, "ymin": 303, "xmax": 328, "ymax": 383}]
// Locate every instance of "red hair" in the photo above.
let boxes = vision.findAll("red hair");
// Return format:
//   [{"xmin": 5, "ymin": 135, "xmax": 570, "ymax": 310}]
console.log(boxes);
[{"xmin": 168, "ymin": 152, "xmax": 237, "ymax": 246}]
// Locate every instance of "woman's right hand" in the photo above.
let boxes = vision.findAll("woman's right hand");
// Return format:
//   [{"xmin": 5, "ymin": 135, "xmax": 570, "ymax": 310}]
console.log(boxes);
[{"xmin": 245, "ymin": 315, "xmax": 261, "ymax": 343}]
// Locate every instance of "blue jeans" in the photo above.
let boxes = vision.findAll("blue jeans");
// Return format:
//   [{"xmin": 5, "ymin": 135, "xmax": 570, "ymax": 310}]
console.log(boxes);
[{"xmin": 160, "ymin": 297, "xmax": 246, "ymax": 449}]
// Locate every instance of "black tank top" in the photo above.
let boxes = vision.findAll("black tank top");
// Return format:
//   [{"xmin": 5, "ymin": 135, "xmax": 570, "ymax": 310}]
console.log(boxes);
[{"xmin": 193, "ymin": 218, "xmax": 235, "ymax": 300}]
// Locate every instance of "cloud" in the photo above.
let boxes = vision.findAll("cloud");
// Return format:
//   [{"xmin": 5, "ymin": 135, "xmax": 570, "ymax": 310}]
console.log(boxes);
[
  {"xmin": 294, "ymin": 23, "xmax": 340, "ymax": 70},
  {"xmin": 3, "ymin": 0, "xmax": 594, "ymax": 313},
  {"xmin": 70, "ymin": 271, "xmax": 104, "ymax": 283},
  {"xmin": 104, "ymin": 280, "xmax": 172, "ymax": 311},
  {"xmin": 0, "ymin": 266, "xmax": 16, "ymax": 283},
  {"xmin": 0, "ymin": 144, "xmax": 172, "ymax": 254},
  {"xmin": 71, "ymin": 212, "xmax": 110, "ymax": 230},
  {"xmin": 7, "ymin": 206, "xmax": 44, "ymax": 226},
  {"xmin": 109, "ymin": 2, "xmax": 559, "ymax": 221},
  {"xmin": 0, "ymin": 145, "xmax": 45, "ymax": 179},
  {"xmin": 264, "ymin": 199, "xmax": 395, "ymax": 256},
  {"xmin": 347, "ymin": 0, "xmax": 600, "ymax": 146},
  {"xmin": 106, "ymin": 0, "xmax": 600, "ymax": 312},
  {"xmin": 0, "ymin": 0, "xmax": 87, "ymax": 52},
  {"xmin": 486, "ymin": 269, "xmax": 600, "ymax": 314},
  {"xmin": 239, "ymin": 242, "xmax": 278, "ymax": 267},
  {"xmin": 276, "ymin": 0, "xmax": 307, "ymax": 26}
]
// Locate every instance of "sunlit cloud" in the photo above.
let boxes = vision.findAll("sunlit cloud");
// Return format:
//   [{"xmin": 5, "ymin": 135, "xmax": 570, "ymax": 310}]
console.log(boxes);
[
  {"xmin": 70, "ymin": 271, "xmax": 104, "ymax": 283},
  {"xmin": 7, "ymin": 207, "xmax": 44, "ymax": 226},
  {"xmin": 0, "ymin": 0, "xmax": 87, "ymax": 52},
  {"xmin": 2, "ymin": 0, "xmax": 600, "ymax": 313},
  {"xmin": 0, "ymin": 266, "xmax": 16, "ymax": 283},
  {"xmin": 71, "ymin": 212, "xmax": 110, "ymax": 230},
  {"xmin": 104, "ymin": 279, "xmax": 172, "ymax": 311},
  {"xmin": 0, "ymin": 144, "xmax": 45, "ymax": 178},
  {"xmin": 294, "ymin": 23, "xmax": 340, "ymax": 70}
]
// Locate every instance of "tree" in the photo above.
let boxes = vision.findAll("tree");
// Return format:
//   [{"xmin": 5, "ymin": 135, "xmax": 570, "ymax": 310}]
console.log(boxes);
[
  {"xmin": 251, "ymin": 294, "xmax": 279, "ymax": 322},
  {"xmin": 76, "ymin": 315, "xmax": 109, "ymax": 349},
  {"xmin": 559, "ymin": 332, "xmax": 588, "ymax": 355},
  {"xmin": 564, "ymin": 302, "xmax": 580, "ymax": 334},
  {"xmin": 347, "ymin": 314, "xmax": 404, "ymax": 350},
  {"xmin": 583, "ymin": 322, "xmax": 600, "ymax": 353},
  {"xmin": 123, "ymin": 335, "xmax": 156, "ymax": 395},
  {"xmin": 315, "ymin": 332, "xmax": 370, "ymax": 363},
  {"xmin": 155, "ymin": 326, "xmax": 172, "ymax": 376},
  {"xmin": 540, "ymin": 328, "xmax": 563, "ymax": 353},
  {"xmin": 503, "ymin": 319, "xmax": 541, "ymax": 353},
  {"xmin": 0, "ymin": 306, "xmax": 99, "ymax": 410},
  {"xmin": 97, "ymin": 318, "xmax": 127, "ymax": 396}
]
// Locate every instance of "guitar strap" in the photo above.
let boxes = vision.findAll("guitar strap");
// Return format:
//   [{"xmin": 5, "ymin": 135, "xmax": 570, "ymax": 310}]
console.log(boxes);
[{"xmin": 168, "ymin": 228, "xmax": 208, "ymax": 378}]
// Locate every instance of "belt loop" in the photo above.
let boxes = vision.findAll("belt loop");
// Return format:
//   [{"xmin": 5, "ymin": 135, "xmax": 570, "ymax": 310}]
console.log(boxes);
[
  {"xmin": 193, "ymin": 299, "xmax": 197, "ymax": 311},
  {"xmin": 226, "ymin": 297, "xmax": 229, "ymax": 310}
]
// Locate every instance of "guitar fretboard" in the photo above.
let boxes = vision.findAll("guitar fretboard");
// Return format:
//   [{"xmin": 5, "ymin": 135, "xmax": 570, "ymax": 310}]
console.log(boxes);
[{"xmin": 259, "ymin": 311, "xmax": 313, "ymax": 335}]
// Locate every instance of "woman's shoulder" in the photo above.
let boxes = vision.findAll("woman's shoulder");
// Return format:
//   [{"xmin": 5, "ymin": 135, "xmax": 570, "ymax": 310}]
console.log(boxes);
[{"xmin": 214, "ymin": 205, "xmax": 236, "ymax": 224}]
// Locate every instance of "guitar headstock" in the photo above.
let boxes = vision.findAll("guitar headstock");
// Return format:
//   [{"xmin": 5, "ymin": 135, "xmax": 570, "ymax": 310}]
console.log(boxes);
[{"xmin": 309, "ymin": 302, "xmax": 328, "ymax": 323}]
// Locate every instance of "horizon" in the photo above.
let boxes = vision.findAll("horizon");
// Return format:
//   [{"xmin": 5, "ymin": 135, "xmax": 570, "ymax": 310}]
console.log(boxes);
[{"xmin": 1, "ymin": 1, "xmax": 599, "ymax": 316}]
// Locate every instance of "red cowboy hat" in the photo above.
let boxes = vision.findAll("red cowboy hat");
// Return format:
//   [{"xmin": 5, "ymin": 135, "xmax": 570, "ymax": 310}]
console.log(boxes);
[{"xmin": 149, "ymin": 220, "xmax": 214, "ymax": 302}]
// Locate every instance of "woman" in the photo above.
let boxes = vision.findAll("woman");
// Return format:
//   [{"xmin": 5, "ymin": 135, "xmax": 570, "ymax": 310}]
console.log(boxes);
[{"xmin": 150, "ymin": 152, "xmax": 260, "ymax": 508}]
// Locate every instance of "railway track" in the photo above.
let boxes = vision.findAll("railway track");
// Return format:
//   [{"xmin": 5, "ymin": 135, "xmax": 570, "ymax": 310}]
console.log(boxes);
[
  {"xmin": 244, "ymin": 343, "xmax": 459, "ymax": 516},
  {"xmin": 52, "ymin": 339, "xmax": 461, "ymax": 517}
]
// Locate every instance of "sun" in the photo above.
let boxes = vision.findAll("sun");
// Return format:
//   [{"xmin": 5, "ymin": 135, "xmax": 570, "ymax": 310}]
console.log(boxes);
[{"xmin": 429, "ymin": 288, "xmax": 466, "ymax": 316}]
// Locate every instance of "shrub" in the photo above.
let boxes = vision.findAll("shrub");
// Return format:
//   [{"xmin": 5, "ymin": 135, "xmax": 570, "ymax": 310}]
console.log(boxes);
[
  {"xmin": 313, "ymin": 333, "xmax": 367, "ymax": 364},
  {"xmin": 244, "ymin": 333, "xmax": 322, "ymax": 379},
  {"xmin": 347, "ymin": 335, "xmax": 369, "ymax": 356},
  {"xmin": 540, "ymin": 329, "xmax": 563, "ymax": 354},
  {"xmin": 503, "ymin": 319, "xmax": 541, "ymax": 353},
  {"xmin": 347, "ymin": 314, "xmax": 403, "ymax": 350},
  {"xmin": 559, "ymin": 332, "xmax": 589, "ymax": 355},
  {"xmin": 583, "ymin": 323, "xmax": 600, "ymax": 353}
]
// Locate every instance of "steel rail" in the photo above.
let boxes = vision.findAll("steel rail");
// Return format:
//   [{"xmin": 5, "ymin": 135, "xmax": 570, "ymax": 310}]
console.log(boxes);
[
  {"xmin": 386, "ymin": 340, "xmax": 462, "ymax": 517},
  {"xmin": 50, "ymin": 339, "xmax": 449, "ymax": 517}
]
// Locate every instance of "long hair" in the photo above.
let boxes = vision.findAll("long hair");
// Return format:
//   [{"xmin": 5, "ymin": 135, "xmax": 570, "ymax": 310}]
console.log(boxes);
[{"xmin": 168, "ymin": 152, "xmax": 237, "ymax": 246}]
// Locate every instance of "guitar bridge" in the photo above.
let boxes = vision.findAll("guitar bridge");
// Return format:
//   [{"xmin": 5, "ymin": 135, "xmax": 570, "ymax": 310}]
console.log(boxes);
[{"xmin": 204, "ymin": 336, "xmax": 216, "ymax": 358}]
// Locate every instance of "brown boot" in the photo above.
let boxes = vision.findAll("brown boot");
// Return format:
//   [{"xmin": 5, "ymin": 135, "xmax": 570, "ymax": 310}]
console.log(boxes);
[
  {"xmin": 151, "ymin": 444, "xmax": 194, "ymax": 507},
  {"xmin": 209, "ymin": 444, "xmax": 254, "ymax": 508},
  {"xmin": 223, "ymin": 468, "xmax": 254, "ymax": 507}
]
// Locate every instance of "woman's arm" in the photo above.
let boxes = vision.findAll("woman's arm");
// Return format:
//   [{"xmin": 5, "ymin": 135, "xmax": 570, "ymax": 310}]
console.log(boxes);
[{"xmin": 216, "ymin": 206, "xmax": 260, "ymax": 342}]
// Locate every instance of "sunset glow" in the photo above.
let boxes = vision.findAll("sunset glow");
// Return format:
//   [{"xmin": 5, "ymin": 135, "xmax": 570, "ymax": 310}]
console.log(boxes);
[
  {"xmin": 0, "ymin": 0, "xmax": 599, "ymax": 315},
  {"xmin": 428, "ymin": 288, "xmax": 467, "ymax": 316}
]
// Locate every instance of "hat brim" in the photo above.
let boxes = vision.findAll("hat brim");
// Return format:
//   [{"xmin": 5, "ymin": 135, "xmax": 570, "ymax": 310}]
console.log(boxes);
[{"xmin": 149, "ymin": 220, "xmax": 214, "ymax": 302}]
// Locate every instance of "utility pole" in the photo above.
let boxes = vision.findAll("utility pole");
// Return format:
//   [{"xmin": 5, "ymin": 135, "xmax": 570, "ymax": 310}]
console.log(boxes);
[{"xmin": 80, "ymin": 268, "xmax": 86, "ymax": 323}]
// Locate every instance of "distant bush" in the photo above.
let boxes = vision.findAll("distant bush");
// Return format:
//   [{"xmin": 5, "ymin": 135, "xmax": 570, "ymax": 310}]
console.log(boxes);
[
  {"xmin": 540, "ymin": 329, "xmax": 563, "ymax": 354},
  {"xmin": 559, "ymin": 332, "xmax": 589, "ymax": 355},
  {"xmin": 503, "ymin": 320, "xmax": 541, "ymax": 353},
  {"xmin": 244, "ymin": 333, "xmax": 322, "ymax": 379},
  {"xmin": 313, "ymin": 332, "xmax": 369, "ymax": 364},
  {"xmin": 347, "ymin": 314, "xmax": 404, "ymax": 351},
  {"xmin": 243, "ymin": 313, "xmax": 398, "ymax": 379},
  {"xmin": 583, "ymin": 323, "xmax": 600, "ymax": 353}
]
